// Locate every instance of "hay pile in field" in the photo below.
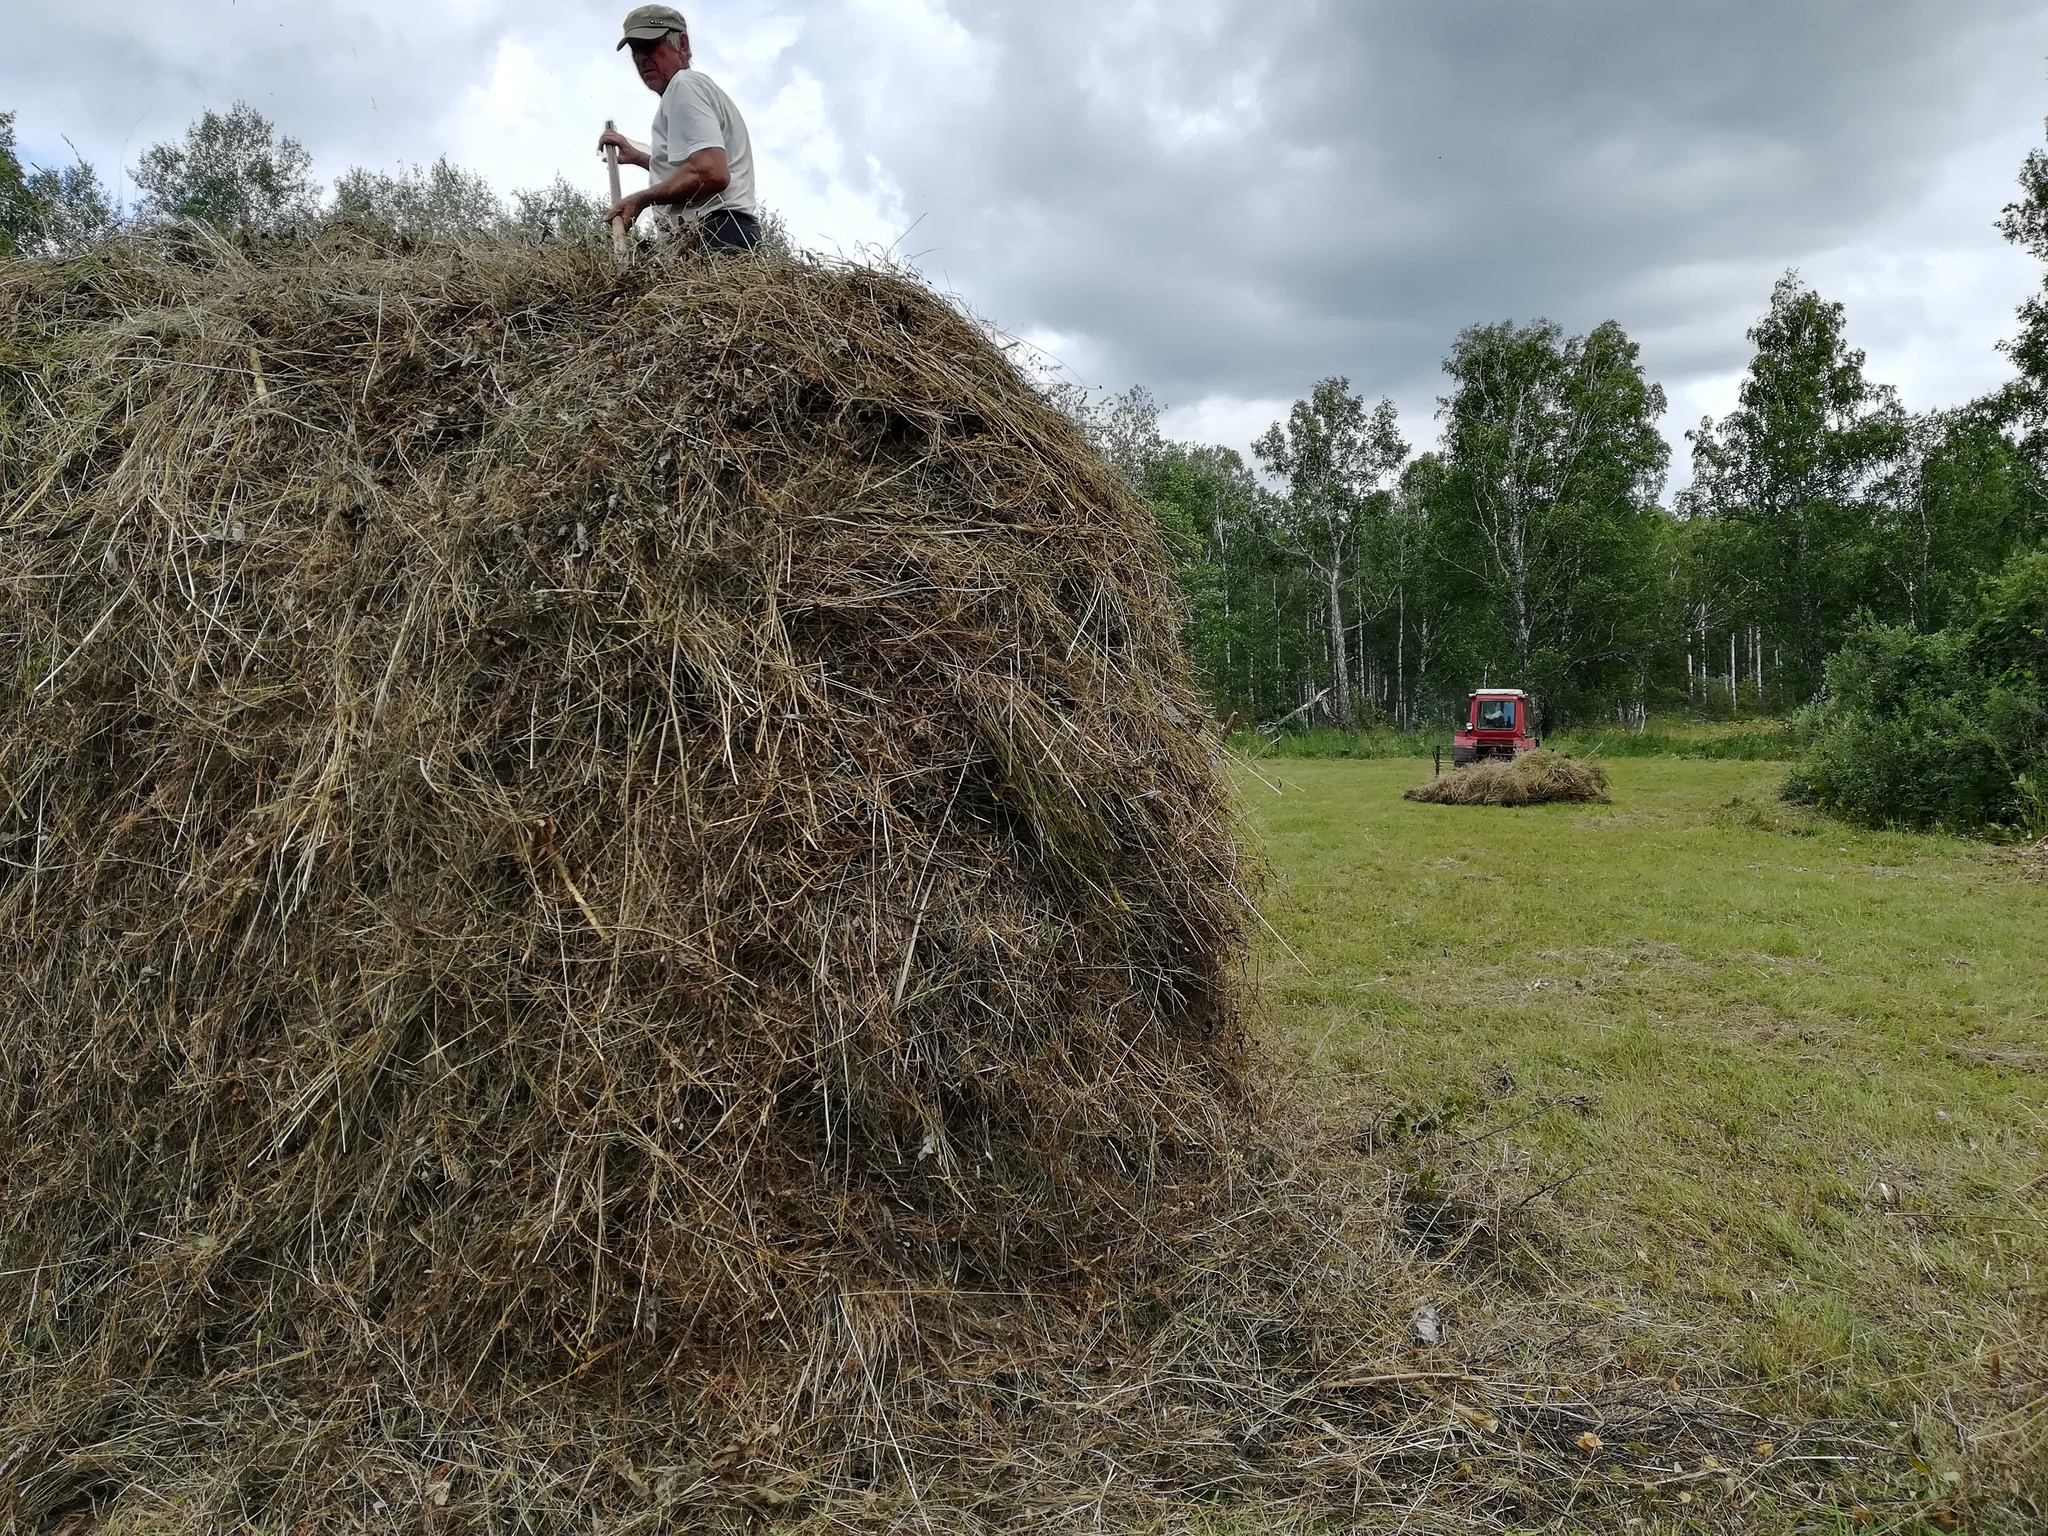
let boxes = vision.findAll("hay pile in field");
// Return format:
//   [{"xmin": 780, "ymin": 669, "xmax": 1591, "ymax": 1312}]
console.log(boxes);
[
  {"xmin": 0, "ymin": 230, "xmax": 1268, "ymax": 1528},
  {"xmin": 1405, "ymin": 750, "xmax": 1611, "ymax": 806}
]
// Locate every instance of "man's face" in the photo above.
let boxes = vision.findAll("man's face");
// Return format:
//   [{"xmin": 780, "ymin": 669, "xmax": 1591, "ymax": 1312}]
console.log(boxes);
[{"xmin": 629, "ymin": 34, "xmax": 690, "ymax": 94}]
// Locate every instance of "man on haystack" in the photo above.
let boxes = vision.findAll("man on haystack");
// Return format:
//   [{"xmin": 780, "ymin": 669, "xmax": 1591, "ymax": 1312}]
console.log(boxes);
[{"xmin": 598, "ymin": 6, "xmax": 761, "ymax": 252}]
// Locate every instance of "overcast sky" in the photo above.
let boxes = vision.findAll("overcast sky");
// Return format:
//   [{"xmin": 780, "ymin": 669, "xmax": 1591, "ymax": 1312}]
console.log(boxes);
[{"xmin": 5, "ymin": 0, "xmax": 2044, "ymax": 488}]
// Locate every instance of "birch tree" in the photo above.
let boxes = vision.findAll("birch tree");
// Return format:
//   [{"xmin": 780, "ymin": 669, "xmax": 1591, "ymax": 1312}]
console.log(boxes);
[
  {"xmin": 1682, "ymin": 275, "xmax": 1905, "ymax": 695},
  {"xmin": 0, "ymin": 114, "xmax": 29, "ymax": 257},
  {"xmin": 1427, "ymin": 319, "xmax": 1668, "ymax": 712},
  {"xmin": 1, "ymin": 113, "xmax": 116, "ymax": 256},
  {"xmin": 1253, "ymin": 381, "xmax": 1407, "ymax": 728}
]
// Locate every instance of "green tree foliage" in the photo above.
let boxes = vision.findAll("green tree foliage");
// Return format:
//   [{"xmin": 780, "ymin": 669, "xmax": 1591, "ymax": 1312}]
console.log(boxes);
[
  {"xmin": 0, "ymin": 111, "xmax": 117, "ymax": 256},
  {"xmin": 1059, "ymin": 386, "xmax": 1342, "ymax": 726},
  {"xmin": 330, "ymin": 156, "xmax": 502, "ymax": 237},
  {"xmin": 21, "ymin": 160, "xmax": 118, "ymax": 254},
  {"xmin": 1145, "ymin": 440, "xmax": 1292, "ymax": 719},
  {"xmin": 0, "ymin": 113, "xmax": 30, "ymax": 256},
  {"xmin": 1254, "ymin": 381, "xmax": 1407, "ymax": 728},
  {"xmin": 1683, "ymin": 274, "xmax": 1908, "ymax": 695},
  {"xmin": 1060, "ymin": 388, "xmax": 1274, "ymax": 720},
  {"xmin": 1113, "ymin": 272, "xmax": 2013, "ymax": 741},
  {"xmin": 1078, "ymin": 384, "xmax": 1168, "ymax": 486},
  {"xmin": 504, "ymin": 176, "xmax": 612, "ymax": 243},
  {"xmin": 1421, "ymin": 319, "xmax": 1670, "ymax": 720},
  {"xmin": 1997, "ymin": 134, "xmax": 2048, "ymax": 421},
  {"xmin": 1780, "ymin": 126, "xmax": 2048, "ymax": 833},
  {"xmin": 330, "ymin": 161, "xmax": 611, "ymax": 244},
  {"xmin": 125, "ymin": 103, "xmax": 618, "ymax": 246},
  {"xmin": 1790, "ymin": 546, "xmax": 2048, "ymax": 833},
  {"xmin": 1873, "ymin": 405, "xmax": 2040, "ymax": 632},
  {"xmin": 1989, "ymin": 121, "xmax": 2048, "ymax": 544},
  {"xmin": 1379, "ymin": 462, "xmax": 1464, "ymax": 728},
  {"xmin": 134, "ymin": 102, "xmax": 318, "ymax": 234}
]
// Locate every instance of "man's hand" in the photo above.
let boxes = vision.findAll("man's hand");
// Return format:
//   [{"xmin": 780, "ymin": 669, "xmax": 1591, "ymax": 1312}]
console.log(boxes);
[
  {"xmin": 605, "ymin": 191, "xmax": 649, "ymax": 230},
  {"xmin": 597, "ymin": 128, "xmax": 650, "ymax": 170}
]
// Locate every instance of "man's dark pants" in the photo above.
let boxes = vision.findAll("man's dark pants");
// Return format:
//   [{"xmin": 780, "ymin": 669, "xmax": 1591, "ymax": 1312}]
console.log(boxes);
[{"xmin": 698, "ymin": 210, "xmax": 763, "ymax": 252}]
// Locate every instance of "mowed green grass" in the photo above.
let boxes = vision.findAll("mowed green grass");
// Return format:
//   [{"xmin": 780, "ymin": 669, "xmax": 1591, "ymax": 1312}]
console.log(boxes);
[{"xmin": 1240, "ymin": 757, "xmax": 2046, "ymax": 1504}]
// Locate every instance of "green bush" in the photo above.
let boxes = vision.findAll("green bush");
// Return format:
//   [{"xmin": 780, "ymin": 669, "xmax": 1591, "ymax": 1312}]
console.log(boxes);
[{"xmin": 1789, "ymin": 548, "xmax": 2048, "ymax": 833}]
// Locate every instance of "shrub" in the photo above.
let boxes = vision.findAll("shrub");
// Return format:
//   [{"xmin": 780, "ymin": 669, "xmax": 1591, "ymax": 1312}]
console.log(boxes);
[{"xmin": 1789, "ymin": 548, "xmax": 2048, "ymax": 832}]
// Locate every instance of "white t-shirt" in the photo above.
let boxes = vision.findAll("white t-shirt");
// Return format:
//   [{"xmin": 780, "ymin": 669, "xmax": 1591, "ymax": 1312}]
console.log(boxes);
[{"xmin": 647, "ymin": 70, "xmax": 756, "ymax": 229}]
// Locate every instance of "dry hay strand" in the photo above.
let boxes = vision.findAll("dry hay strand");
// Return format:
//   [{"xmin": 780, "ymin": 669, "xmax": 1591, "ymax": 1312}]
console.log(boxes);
[
  {"xmin": 1405, "ymin": 750, "xmax": 1612, "ymax": 807},
  {"xmin": 0, "ymin": 230, "xmax": 1868, "ymax": 1532}
]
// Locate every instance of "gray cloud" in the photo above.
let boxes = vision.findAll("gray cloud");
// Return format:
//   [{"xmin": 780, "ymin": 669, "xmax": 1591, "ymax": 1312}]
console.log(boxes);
[
  {"xmin": 767, "ymin": 2, "xmax": 2044, "ymax": 405},
  {"xmin": 5, "ymin": 0, "xmax": 2044, "ymax": 461}
]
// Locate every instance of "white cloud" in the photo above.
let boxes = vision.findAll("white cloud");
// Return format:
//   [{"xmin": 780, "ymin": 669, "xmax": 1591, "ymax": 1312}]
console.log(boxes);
[
  {"xmin": 468, "ymin": 41, "xmax": 543, "ymax": 136},
  {"xmin": 1158, "ymin": 394, "xmax": 1291, "ymax": 462},
  {"xmin": 750, "ymin": 69, "xmax": 909, "ymax": 255}
]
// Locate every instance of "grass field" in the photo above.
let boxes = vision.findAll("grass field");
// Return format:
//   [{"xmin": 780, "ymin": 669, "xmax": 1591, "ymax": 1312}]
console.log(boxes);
[{"xmin": 1240, "ymin": 756, "xmax": 2046, "ymax": 1531}]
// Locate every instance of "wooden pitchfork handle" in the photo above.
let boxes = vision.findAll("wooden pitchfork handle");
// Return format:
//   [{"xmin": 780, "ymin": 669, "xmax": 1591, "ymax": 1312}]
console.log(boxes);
[{"xmin": 604, "ymin": 118, "xmax": 628, "ymax": 257}]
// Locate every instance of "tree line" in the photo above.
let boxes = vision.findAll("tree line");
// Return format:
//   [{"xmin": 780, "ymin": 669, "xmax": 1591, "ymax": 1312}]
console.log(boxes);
[
  {"xmin": 1073, "ymin": 143, "xmax": 2048, "ymax": 737},
  {"xmin": 1, "ymin": 101, "xmax": 612, "ymax": 257}
]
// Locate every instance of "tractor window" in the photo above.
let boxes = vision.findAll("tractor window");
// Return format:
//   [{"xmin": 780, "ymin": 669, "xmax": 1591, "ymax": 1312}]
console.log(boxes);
[{"xmin": 1476, "ymin": 699, "xmax": 1517, "ymax": 730}]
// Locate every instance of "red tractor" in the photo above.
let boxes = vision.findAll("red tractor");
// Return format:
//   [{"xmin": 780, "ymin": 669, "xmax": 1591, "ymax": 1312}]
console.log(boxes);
[{"xmin": 1451, "ymin": 689, "xmax": 1538, "ymax": 768}]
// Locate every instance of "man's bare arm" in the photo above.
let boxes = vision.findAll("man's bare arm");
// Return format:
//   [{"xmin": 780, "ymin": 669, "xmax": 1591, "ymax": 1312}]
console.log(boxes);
[{"xmin": 606, "ymin": 147, "xmax": 731, "ymax": 227}]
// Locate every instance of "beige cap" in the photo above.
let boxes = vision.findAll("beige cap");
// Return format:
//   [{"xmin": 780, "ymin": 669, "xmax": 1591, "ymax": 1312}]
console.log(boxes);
[{"xmin": 617, "ymin": 5, "xmax": 688, "ymax": 48}]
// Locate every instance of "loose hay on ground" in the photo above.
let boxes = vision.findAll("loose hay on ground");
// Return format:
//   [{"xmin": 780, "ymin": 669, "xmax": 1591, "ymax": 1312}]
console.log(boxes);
[{"xmin": 1405, "ymin": 750, "xmax": 1612, "ymax": 807}]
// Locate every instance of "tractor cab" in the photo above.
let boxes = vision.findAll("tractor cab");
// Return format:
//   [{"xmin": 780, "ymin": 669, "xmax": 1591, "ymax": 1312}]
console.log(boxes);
[{"xmin": 1452, "ymin": 689, "xmax": 1537, "ymax": 767}]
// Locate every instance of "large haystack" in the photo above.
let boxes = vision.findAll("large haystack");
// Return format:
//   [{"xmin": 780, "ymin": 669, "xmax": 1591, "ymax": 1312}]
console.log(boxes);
[{"xmin": 0, "ymin": 231, "xmax": 1253, "ymax": 1528}]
